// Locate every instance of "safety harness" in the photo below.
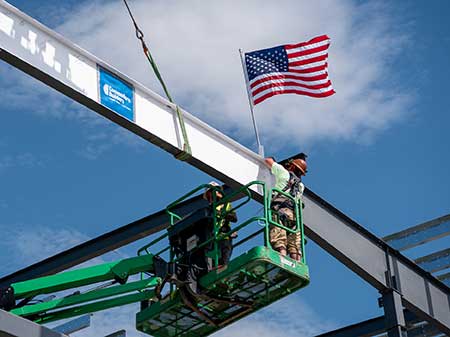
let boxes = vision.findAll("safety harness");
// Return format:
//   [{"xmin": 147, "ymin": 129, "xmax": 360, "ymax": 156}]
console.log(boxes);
[
  {"xmin": 283, "ymin": 171, "xmax": 302, "ymax": 200},
  {"xmin": 271, "ymin": 171, "xmax": 303, "ymax": 228}
]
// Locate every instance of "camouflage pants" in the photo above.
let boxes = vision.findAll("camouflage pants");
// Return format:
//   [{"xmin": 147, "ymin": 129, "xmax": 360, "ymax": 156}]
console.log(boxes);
[{"xmin": 270, "ymin": 200, "xmax": 301, "ymax": 255}]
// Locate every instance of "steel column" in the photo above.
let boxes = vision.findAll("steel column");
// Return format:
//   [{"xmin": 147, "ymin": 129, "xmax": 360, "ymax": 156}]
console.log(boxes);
[{"xmin": 382, "ymin": 290, "xmax": 407, "ymax": 337}]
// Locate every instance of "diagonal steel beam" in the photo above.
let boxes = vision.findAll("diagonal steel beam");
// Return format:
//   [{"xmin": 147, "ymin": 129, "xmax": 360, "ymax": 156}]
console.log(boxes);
[{"xmin": 0, "ymin": 193, "xmax": 208, "ymax": 286}]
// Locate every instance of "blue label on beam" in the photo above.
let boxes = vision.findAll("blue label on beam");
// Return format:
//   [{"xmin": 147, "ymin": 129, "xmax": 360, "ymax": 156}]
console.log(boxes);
[{"xmin": 99, "ymin": 67, "xmax": 134, "ymax": 121}]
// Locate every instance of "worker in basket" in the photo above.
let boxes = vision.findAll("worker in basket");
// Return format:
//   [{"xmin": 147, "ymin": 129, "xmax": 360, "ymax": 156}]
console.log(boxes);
[
  {"xmin": 203, "ymin": 181, "xmax": 238, "ymax": 267},
  {"xmin": 264, "ymin": 154, "xmax": 307, "ymax": 262}
]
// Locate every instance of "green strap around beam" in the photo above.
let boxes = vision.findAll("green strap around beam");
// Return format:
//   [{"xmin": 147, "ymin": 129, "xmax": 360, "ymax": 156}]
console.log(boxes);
[
  {"xmin": 11, "ymin": 277, "xmax": 160, "ymax": 318},
  {"xmin": 123, "ymin": 0, "xmax": 191, "ymax": 161},
  {"xmin": 141, "ymin": 42, "xmax": 191, "ymax": 161},
  {"xmin": 12, "ymin": 255, "xmax": 154, "ymax": 299}
]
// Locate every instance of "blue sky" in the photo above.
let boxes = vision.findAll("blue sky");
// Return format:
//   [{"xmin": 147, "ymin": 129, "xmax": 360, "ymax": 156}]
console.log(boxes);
[{"xmin": 0, "ymin": 0, "xmax": 449, "ymax": 336}]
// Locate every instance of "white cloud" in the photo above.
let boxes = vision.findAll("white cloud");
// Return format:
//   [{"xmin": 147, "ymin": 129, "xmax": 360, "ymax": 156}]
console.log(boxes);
[
  {"xmin": 77, "ymin": 123, "xmax": 146, "ymax": 160},
  {"xmin": 70, "ymin": 304, "xmax": 147, "ymax": 337},
  {"xmin": 215, "ymin": 295, "xmax": 335, "ymax": 337},
  {"xmin": 1, "ymin": 0, "xmax": 411, "ymax": 155},
  {"xmin": 54, "ymin": 0, "xmax": 412, "ymax": 148},
  {"xmin": 1, "ymin": 225, "xmax": 90, "ymax": 267},
  {"xmin": 0, "ymin": 224, "xmax": 128, "ymax": 273},
  {"xmin": 0, "ymin": 152, "xmax": 44, "ymax": 171}
]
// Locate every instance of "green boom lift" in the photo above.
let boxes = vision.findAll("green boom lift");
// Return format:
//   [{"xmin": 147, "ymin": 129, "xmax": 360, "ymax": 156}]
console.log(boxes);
[{"xmin": 0, "ymin": 181, "xmax": 309, "ymax": 336}]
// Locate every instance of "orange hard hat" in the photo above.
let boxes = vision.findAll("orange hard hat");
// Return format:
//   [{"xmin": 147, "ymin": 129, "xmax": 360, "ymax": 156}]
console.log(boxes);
[{"xmin": 290, "ymin": 158, "xmax": 307, "ymax": 175}]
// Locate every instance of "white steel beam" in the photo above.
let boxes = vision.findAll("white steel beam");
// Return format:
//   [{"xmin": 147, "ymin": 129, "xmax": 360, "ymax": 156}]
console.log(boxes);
[
  {"xmin": 0, "ymin": 1, "xmax": 449, "ymax": 334},
  {"xmin": 0, "ymin": 0, "xmax": 269, "ymax": 194}
]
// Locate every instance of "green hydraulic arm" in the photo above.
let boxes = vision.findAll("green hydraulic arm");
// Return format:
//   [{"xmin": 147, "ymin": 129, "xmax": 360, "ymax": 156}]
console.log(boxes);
[{"xmin": 5, "ymin": 254, "xmax": 164, "ymax": 324}]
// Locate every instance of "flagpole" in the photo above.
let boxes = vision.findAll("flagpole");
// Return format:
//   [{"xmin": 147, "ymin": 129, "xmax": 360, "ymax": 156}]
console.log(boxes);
[{"xmin": 239, "ymin": 48, "xmax": 264, "ymax": 156}]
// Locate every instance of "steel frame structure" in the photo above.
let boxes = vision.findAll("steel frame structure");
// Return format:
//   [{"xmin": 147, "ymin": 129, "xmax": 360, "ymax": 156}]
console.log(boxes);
[
  {"xmin": 1, "ymin": 1, "xmax": 449, "ymax": 336},
  {"xmin": 320, "ymin": 214, "xmax": 450, "ymax": 337}
]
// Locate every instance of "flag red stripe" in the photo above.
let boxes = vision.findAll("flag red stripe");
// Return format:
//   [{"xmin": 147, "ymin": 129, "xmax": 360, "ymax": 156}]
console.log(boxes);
[
  {"xmin": 252, "ymin": 80, "xmax": 332, "ymax": 97},
  {"xmin": 284, "ymin": 35, "xmax": 330, "ymax": 50},
  {"xmin": 288, "ymin": 64, "xmax": 328, "ymax": 74},
  {"xmin": 254, "ymin": 88, "xmax": 335, "ymax": 105},
  {"xmin": 286, "ymin": 44, "xmax": 329, "ymax": 59},
  {"xmin": 249, "ymin": 73, "xmax": 329, "ymax": 89},
  {"xmin": 289, "ymin": 54, "xmax": 328, "ymax": 67}
]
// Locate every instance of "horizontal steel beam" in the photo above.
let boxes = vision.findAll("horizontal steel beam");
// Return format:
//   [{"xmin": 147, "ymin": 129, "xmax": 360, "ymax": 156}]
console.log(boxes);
[
  {"xmin": 315, "ymin": 310, "xmax": 419, "ymax": 337},
  {"xmin": 415, "ymin": 248, "xmax": 450, "ymax": 274},
  {"xmin": 105, "ymin": 330, "xmax": 126, "ymax": 337},
  {"xmin": 406, "ymin": 322, "xmax": 442, "ymax": 337},
  {"xmin": 53, "ymin": 314, "xmax": 91, "ymax": 335},
  {"xmin": 1, "ymin": 1, "xmax": 449, "ymax": 333},
  {"xmin": 383, "ymin": 214, "xmax": 450, "ymax": 251},
  {"xmin": 438, "ymin": 271, "xmax": 450, "ymax": 285}
]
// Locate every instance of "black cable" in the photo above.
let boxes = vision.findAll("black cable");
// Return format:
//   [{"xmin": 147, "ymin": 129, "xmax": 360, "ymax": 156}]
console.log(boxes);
[{"xmin": 122, "ymin": 0, "xmax": 144, "ymax": 40}]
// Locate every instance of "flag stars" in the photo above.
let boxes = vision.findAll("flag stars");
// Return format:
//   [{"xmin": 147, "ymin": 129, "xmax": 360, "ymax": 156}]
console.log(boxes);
[{"xmin": 245, "ymin": 45, "xmax": 289, "ymax": 80}]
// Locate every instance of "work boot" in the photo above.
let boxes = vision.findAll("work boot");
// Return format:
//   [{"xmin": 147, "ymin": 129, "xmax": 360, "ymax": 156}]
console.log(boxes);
[
  {"xmin": 276, "ymin": 247, "xmax": 287, "ymax": 256},
  {"xmin": 289, "ymin": 253, "xmax": 301, "ymax": 262}
]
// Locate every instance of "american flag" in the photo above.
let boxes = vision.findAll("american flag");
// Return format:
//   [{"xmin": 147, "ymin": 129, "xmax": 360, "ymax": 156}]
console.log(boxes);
[{"xmin": 244, "ymin": 35, "xmax": 335, "ymax": 105}]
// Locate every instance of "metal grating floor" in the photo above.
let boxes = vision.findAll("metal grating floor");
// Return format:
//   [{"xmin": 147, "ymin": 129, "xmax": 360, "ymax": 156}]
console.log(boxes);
[{"xmin": 136, "ymin": 246, "xmax": 309, "ymax": 337}]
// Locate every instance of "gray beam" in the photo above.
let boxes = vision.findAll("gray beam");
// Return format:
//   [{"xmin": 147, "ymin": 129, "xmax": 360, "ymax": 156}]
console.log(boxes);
[
  {"xmin": 315, "ymin": 310, "xmax": 419, "ymax": 337},
  {"xmin": 315, "ymin": 316, "xmax": 386, "ymax": 337},
  {"xmin": 437, "ymin": 271, "xmax": 450, "ymax": 286},
  {"xmin": 415, "ymin": 248, "xmax": 450, "ymax": 274},
  {"xmin": 407, "ymin": 322, "xmax": 442, "ymax": 337},
  {"xmin": 0, "ymin": 309, "xmax": 66, "ymax": 337},
  {"xmin": 382, "ymin": 290, "xmax": 407, "ymax": 337},
  {"xmin": 105, "ymin": 330, "xmax": 126, "ymax": 337},
  {"xmin": 383, "ymin": 215, "xmax": 450, "ymax": 251},
  {"xmin": 302, "ymin": 189, "xmax": 450, "ymax": 334},
  {"xmin": 53, "ymin": 314, "xmax": 91, "ymax": 335},
  {"xmin": 0, "ymin": 193, "xmax": 208, "ymax": 287}
]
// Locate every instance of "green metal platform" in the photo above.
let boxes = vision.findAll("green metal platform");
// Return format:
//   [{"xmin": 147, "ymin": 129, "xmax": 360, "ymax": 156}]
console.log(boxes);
[{"xmin": 136, "ymin": 246, "xmax": 309, "ymax": 337}]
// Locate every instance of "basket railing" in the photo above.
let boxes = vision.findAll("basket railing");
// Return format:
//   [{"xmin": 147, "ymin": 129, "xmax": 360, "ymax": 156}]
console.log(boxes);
[{"xmin": 137, "ymin": 180, "xmax": 305, "ymax": 278}]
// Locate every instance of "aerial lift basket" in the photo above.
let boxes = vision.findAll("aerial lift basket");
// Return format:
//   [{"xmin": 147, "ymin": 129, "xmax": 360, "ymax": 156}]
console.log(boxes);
[{"xmin": 136, "ymin": 181, "xmax": 310, "ymax": 337}]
